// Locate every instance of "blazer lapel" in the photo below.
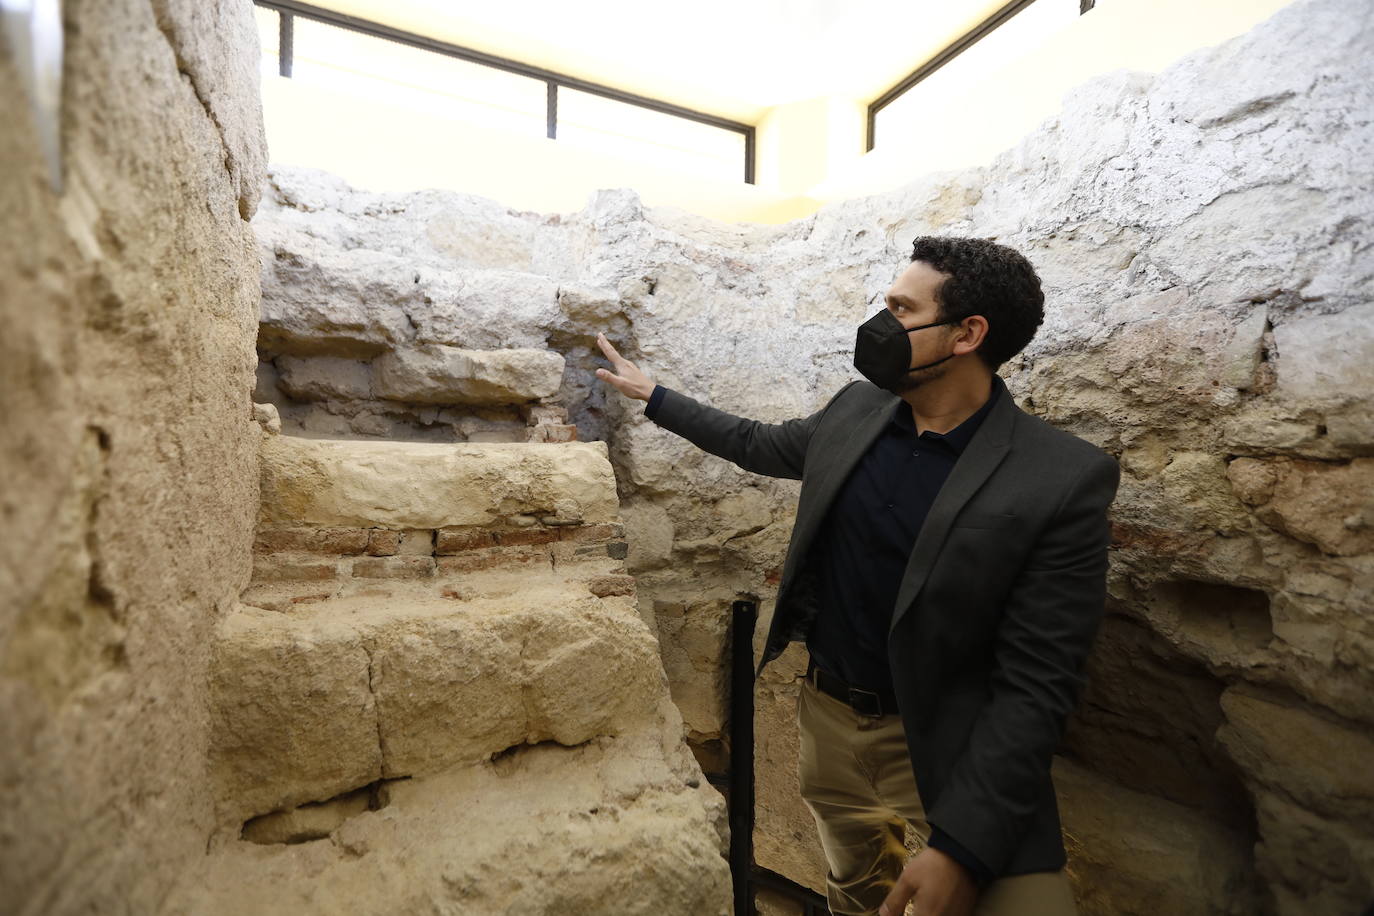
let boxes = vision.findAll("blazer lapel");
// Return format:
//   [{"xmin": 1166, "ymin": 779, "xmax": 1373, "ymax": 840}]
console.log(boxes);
[
  {"xmin": 791, "ymin": 395, "xmax": 901, "ymax": 563},
  {"xmin": 888, "ymin": 386, "xmax": 1017, "ymax": 635}
]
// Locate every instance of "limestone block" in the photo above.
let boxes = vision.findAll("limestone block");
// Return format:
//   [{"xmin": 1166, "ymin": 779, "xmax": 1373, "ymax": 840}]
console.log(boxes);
[
  {"xmin": 423, "ymin": 200, "xmax": 538, "ymax": 271},
  {"xmin": 258, "ymin": 437, "xmax": 619, "ymax": 529},
  {"xmin": 1273, "ymin": 305, "xmax": 1374, "ymax": 406},
  {"xmin": 1158, "ymin": 451, "xmax": 1250, "ymax": 533},
  {"xmin": 209, "ymin": 608, "xmax": 383, "ymax": 824},
  {"xmin": 1257, "ymin": 458, "xmax": 1374, "ymax": 556},
  {"xmin": 620, "ymin": 500, "xmax": 675, "ymax": 572},
  {"xmin": 366, "ymin": 612, "xmax": 529, "ymax": 776},
  {"xmin": 1217, "ymin": 687, "xmax": 1374, "ymax": 824},
  {"xmin": 149, "ymin": 0, "xmax": 268, "ymax": 218},
  {"xmin": 1221, "ymin": 410, "xmax": 1322, "ymax": 452},
  {"xmin": 170, "ymin": 733, "xmax": 732, "ymax": 915},
  {"xmin": 558, "ymin": 283, "xmax": 624, "ymax": 324},
  {"xmin": 651, "ymin": 597, "xmax": 730, "ymax": 743},
  {"xmin": 1053, "ymin": 758, "xmax": 1258, "ymax": 916},
  {"xmin": 1247, "ymin": 789, "xmax": 1374, "ymax": 916},
  {"xmin": 274, "ymin": 356, "xmax": 372, "ymax": 401},
  {"xmin": 407, "ymin": 270, "xmax": 561, "ymax": 349},
  {"xmin": 1225, "ymin": 457, "xmax": 1278, "ymax": 506},
  {"xmin": 520, "ymin": 597, "xmax": 664, "ymax": 746},
  {"xmin": 372, "ymin": 345, "xmax": 564, "ymax": 405}
]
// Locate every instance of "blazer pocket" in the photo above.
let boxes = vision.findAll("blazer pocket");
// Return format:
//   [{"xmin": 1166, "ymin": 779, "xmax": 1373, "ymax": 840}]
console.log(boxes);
[{"xmin": 951, "ymin": 512, "xmax": 1018, "ymax": 530}]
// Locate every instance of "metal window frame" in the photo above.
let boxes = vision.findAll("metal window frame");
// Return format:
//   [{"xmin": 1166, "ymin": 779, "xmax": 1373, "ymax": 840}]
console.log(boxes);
[
  {"xmin": 866, "ymin": 0, "xmax": 1094, "ymax": 152},
  {"xmin": 254, "ymin": 0, "xmax": 755, "ymax": 183}
]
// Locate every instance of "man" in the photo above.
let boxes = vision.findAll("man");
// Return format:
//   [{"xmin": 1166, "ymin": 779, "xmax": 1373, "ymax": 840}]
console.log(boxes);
[{"xmin": 595, "ymin": 236, "xmax": 1120, "ymax": 916}]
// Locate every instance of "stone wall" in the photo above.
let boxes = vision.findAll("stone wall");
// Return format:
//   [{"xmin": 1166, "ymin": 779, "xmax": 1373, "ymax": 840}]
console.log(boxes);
[
  {"xmin": 251, "ymin": 0, "xmax": 1372, "ymax": 912},
  {"xmin": 0, "ymin": 0, "xmax": 267, "ymax": 911}
]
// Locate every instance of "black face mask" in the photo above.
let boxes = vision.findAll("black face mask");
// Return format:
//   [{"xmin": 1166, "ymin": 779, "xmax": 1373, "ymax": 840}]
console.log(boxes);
[{"xmin": 852, "ymin": 308, "xmax": 958, "ymax": 391}]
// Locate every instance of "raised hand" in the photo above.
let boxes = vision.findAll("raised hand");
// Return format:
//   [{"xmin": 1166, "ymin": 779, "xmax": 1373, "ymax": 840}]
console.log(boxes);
[{"xmin": 594, "ymin": 332, "xmax": 656, "ymax": 401}]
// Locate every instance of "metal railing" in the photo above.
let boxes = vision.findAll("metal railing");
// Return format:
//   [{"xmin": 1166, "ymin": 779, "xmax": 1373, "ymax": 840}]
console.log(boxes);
[
  {"xmin": 253, "ymin": 0, "xmax": 755, "ymax": 184},
  {"xmin": 720, "ymin": 599, "xmax": 833, "ymax": 915}
]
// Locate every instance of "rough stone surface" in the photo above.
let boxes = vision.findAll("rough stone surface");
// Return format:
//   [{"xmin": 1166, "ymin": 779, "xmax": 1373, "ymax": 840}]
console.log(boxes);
[
  {"xmin": 252, "ymin": 1, "xmax": 1374, "ymax": 910},
  {"xmin": 172, "ymin": 734, "xmax": 731, "ymax": 915},
  {"xmin": 210, "ymin": 582, "xmax": 671, "ymax": 829},
  {"xmin": 372, "ymin": 345, "xmax": 565, "ymax": 405},
  {"xmin": 210, "ymin": 608, "xmax": 384, "ymax": 822},
  {"xmin": 194, "ymin": 416, "xmax": 732, "ymax": 912},
  {"xmin": 1054, "ymin": 757, "xmax": 1259, "ymax": 915},
  {"xmin": 0, "ymin": 0, "xmax": 267, "ymax": 911},
  {"xmin": 241, "ymin": 785, "xmax": 374, "ymax": 845},
  {"xmin": 258, "ymin": 436, "xmax": 619, "ymax": 529}
]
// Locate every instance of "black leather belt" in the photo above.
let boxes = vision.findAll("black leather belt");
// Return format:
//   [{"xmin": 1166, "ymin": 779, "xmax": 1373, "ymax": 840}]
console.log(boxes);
[{"xmin": 806, "ymin": 656, "xmax": 899, "ymax": 718}]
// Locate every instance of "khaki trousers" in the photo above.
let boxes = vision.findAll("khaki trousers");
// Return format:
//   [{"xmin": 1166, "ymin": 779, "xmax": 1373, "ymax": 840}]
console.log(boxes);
[{"xmin": 796, "ymin": 675, "xmax": 1078, "ymax": 916}]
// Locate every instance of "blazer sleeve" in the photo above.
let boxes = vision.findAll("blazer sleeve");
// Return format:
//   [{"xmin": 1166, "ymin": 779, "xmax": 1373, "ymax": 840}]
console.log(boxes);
[
  {"xmin": 924, "ymin": 450, "xmax": 1121, "ymax": 876},
  {"xmin": 644, "ymin": 381, "xmax": 859, "ymax": 480}
]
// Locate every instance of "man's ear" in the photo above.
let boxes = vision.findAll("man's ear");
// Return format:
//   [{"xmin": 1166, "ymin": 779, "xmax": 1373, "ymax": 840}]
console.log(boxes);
[{"xmin": 953, "ymin": 315, "xmax": 989, "ymax": 354}]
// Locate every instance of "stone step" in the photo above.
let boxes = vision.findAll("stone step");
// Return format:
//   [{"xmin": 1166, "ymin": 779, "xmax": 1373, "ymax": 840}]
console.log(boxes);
[
  {"xmin": 177, "ymin": 727, "xmax": 731, "ymax": 915},
  {"xmin": 257, "ymin": 436, "xmax": 619, "ymax": 531},
  {"xmin": 213, "ymin": 566, "xmax": 663, "ymax": 831}
]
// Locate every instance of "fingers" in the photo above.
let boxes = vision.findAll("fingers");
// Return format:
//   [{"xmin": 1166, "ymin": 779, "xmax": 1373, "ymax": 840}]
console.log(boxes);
[
  {"xmin": 595, "ymin": 332, "xmax": 625, "ymax": 368},
  {"xmin": 594, "ymin": 332, "xmax": 654, "ymax": 400},
  {"xmin": 879, "ymin": 877, "xmax": 917, "ymax": 916},
  {"xmin": 595, "ymin": 365, "xmax": 626, "ymax": 393}
]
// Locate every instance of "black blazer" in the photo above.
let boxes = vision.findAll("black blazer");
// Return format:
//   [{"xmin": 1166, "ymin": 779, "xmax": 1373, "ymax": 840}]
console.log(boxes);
[{"xmin": 648, "ymin": 375, "xmax": 1121, "ymax": 879}]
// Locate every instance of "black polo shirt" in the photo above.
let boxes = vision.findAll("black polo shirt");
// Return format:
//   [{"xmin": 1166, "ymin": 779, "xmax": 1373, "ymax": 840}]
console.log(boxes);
[{"xmin": 806, "ymin": 375, "xmax": 1002, "ymax": 692}]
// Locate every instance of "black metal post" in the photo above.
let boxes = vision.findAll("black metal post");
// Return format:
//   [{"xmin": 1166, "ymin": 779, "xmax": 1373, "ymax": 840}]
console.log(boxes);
[
  {"xmin": 278, "ymin": 11, "xmax": 293, "ymax": 77},
  {"xmin": 546, "ymin": 81, "xmax": 558, "ymax": 140},
  {"xmin": 743, "ymin": 127, "xmax": 756, "ymax": 185},
  {"xmin": 730, "ymin": 599, "xmax": 758, "ymax": 916}
]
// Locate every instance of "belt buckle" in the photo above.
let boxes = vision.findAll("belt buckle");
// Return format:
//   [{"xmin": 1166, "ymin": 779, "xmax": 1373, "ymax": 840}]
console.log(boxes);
[{"xmin": 847, "ymin": 686, "xmax": 883, "ymax": 718}]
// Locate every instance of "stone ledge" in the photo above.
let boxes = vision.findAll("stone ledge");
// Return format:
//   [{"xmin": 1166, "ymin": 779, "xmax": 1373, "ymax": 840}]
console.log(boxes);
[{"xmin": 259, "ymin": 437, "xmax": 619, "ymax": 530}]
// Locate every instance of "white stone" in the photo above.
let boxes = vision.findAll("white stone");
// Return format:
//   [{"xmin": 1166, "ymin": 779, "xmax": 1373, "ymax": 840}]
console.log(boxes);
[{"xmin": 372, "ymin": 345, "xmax": 564, "ymax": 405}]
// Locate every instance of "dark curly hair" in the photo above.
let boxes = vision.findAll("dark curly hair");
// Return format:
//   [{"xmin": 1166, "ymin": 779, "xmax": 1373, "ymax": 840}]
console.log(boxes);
[{"xmin": 909, "ymin": 236, "xmax": 1044, "ymax": 370}]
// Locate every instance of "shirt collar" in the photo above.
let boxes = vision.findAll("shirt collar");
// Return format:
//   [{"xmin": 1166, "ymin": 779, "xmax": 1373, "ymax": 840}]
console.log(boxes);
[{"xmin": 891, "ymin": 374, "xmax": 1003, "ymax": 455}]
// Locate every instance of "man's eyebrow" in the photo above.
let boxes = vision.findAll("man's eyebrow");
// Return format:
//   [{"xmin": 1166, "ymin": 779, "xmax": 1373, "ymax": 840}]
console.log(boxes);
[{"xmin": 886, "ymin": 293, "xmax": 918, "ymax": 306}]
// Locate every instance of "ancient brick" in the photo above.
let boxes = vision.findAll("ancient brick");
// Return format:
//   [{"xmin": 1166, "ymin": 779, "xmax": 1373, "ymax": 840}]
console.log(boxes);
[
  {"xmin": 253, "ymin": 527, "xmax": 314, "ymax": 553},
  {"xmin": 527, "ymin": 405, "xmax": 568, "ymax": 425},
  {"xmin": 396, "ymin": 529, "xmax": 436, "ymax": 556},
  {"xmin": 496, "ymin": 527, "xmax": 560, "ymax": 547},
  {"xmin": 351, "ymin": 556, "xmax": 435, "ymax": 579},
  {"xmin": 435, "ymin": 546, "xmax": 550, "ymax": 574},
  {"xmin": 313, "ymin": 527, "xmax": 371, "ymax": 554},
  {"xmin": 558, "ymin": 523, "xmax": 625, "ymax": 543},
  {"xmin": 254, "ymin": 527, "xmax": 371, "ymax": 555},
  {"xmin": 366, "ymin": 530, "xmax": 400, "ymax": 556},
  {"xmin": 435, "ymin": 527, "xmax": 495, "ymax": 554},
  {"xmin": 252, "ymin": 555, "xmax": 339, "ymax": 583}
]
